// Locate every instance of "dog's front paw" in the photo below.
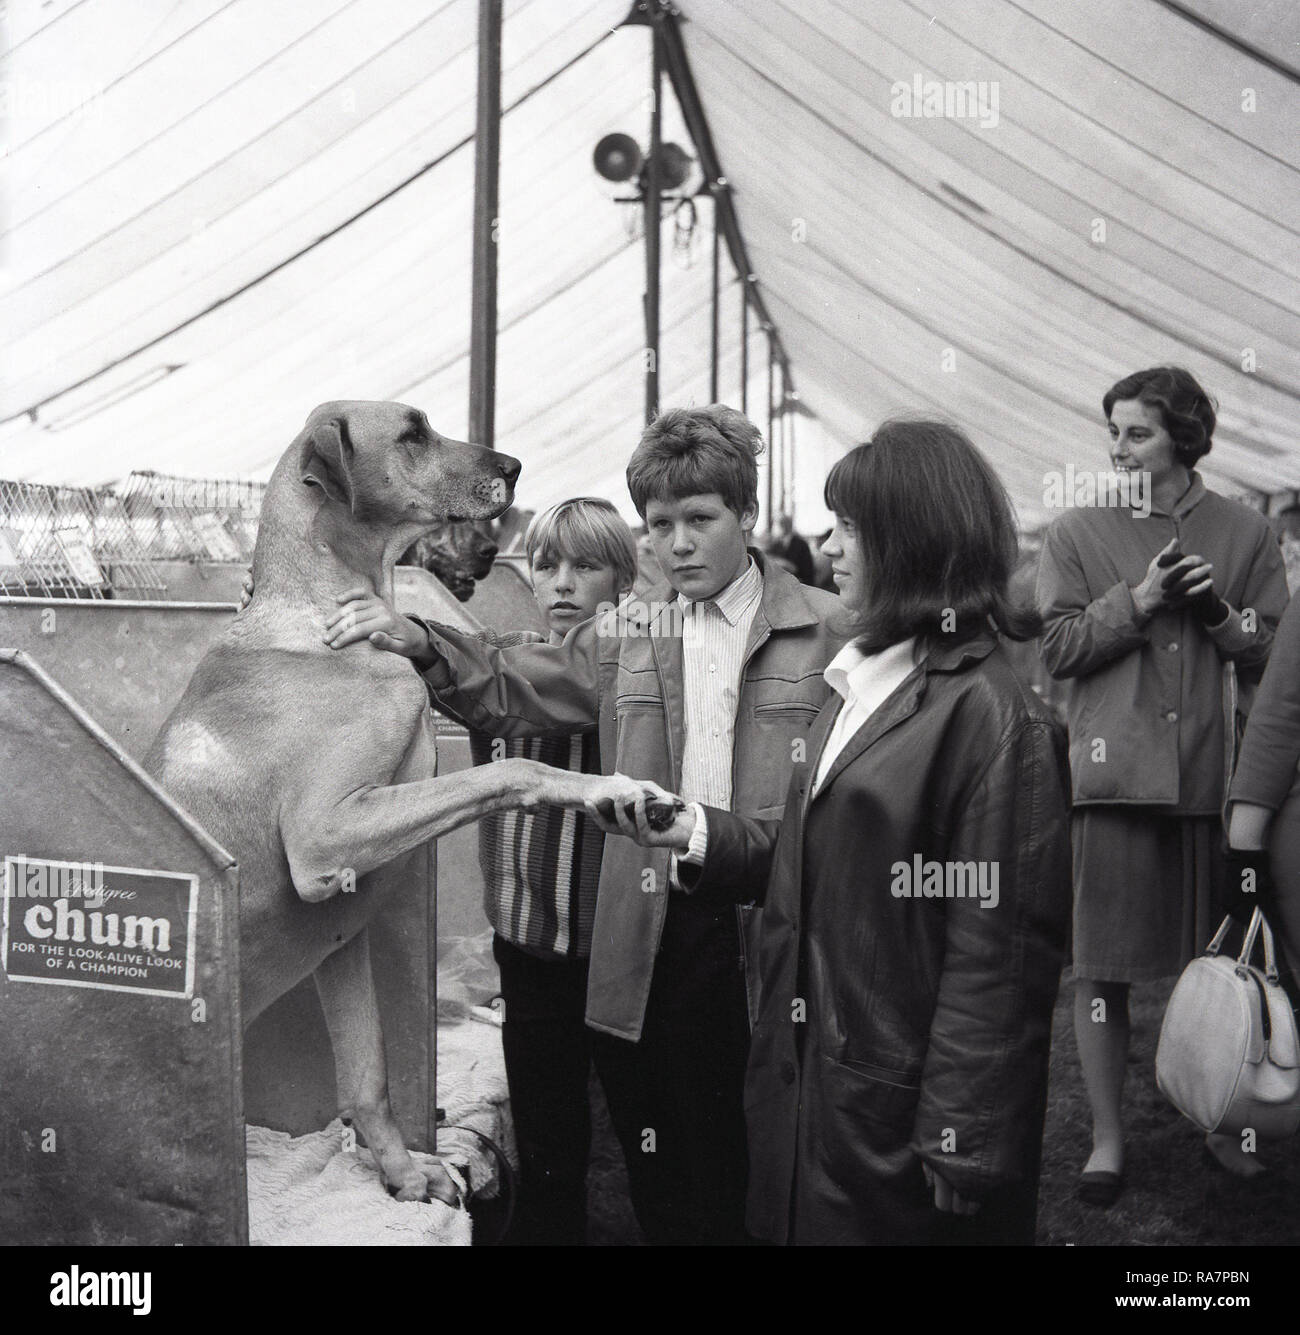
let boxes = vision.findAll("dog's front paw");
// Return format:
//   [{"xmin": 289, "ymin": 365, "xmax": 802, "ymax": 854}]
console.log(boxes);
[
  {"xmin": 385, "ymin": 1160, "xmax": 462, "ymax": 1208},
  {"xmin": 424, "ymin": 1161, "xmax": 463, "ymax": 1208},
  {"xmin": 385, "ymin": 1164, "xmax": 432, "ymax": 1203}
]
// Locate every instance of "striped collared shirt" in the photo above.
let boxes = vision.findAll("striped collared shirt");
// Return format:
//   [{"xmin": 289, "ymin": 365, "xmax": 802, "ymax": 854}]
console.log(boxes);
[{"xmin": 676, "ymin": 557, "xmax": 764, "ymax": 813}]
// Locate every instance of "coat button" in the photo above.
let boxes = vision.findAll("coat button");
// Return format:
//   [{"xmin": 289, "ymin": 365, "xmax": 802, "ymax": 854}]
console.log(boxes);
[
  {"xmin": 1167, "ymin": 641, "xmax": 1179, "ymax": 652},
  {"xmin": 1165, "ymin": 710, "xmax": 1178, "ymax": 722},
  {"xmin": 781, "ymin": 1060, "xmax": 796, "ymax": 1085}
]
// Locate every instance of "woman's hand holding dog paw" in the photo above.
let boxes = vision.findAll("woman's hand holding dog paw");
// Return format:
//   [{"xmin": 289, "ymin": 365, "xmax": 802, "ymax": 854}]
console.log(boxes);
[{"xmin": 583, "ymin": 776, "xmax": 694, "ymax": 849}]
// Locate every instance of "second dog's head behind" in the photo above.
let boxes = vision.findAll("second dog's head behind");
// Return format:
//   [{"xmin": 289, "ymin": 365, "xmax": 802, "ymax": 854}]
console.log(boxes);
[{"xmin": 401, "ymin": 520, "xmax": 499, "ymax": 601}]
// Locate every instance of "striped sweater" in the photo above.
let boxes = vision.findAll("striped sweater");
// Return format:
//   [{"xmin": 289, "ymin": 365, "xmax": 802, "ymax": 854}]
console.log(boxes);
[
  {"xmin": 454, "ymin": 629, "xmax": 604, "ymax": 959},
  {"xmin": 469, "ymin": 728, "xmax": 603, "ymax": 958}
]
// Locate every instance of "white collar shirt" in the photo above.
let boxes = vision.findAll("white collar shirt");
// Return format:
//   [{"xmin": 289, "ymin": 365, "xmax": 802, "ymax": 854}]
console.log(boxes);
[{"xmin": 811, "ymin": 637, "xmax": 919, "ymax": 797}]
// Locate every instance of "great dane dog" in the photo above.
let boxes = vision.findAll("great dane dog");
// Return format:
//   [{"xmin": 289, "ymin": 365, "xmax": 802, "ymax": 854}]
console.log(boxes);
[{"xmin": 146, "ymin": 401, "xmax": 622, "ymax": 1205}]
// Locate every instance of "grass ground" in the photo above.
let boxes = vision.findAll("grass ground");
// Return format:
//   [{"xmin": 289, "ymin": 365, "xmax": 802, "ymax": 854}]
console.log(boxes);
[{"xmin": 583, "ymin": 978, "xmax": 1300, "ymax": 1246}]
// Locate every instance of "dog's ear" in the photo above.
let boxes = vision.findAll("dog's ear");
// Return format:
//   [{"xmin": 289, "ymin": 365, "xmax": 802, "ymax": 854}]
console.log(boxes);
[{"xmin": 298, "ymin": 417, "xmax": 355, "ymax": 508}]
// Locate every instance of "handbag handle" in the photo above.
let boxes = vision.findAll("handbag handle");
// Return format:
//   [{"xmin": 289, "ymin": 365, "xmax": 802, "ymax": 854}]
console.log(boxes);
[
  {"xmin": 1206, "ymin": 915, "xmax": 1235, "ymax": 956},
  {"xmin": 1206, "ymin": 908, "xmax": 1281, "ymax": 984}
]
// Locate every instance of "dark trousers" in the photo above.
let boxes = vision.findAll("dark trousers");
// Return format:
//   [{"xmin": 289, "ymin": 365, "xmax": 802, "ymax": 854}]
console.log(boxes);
[
  {"xmin": 493, "ymin": 934, "xmax": 597, "ymax": 1246},
  {"xmin": 590, "ymin": 895, "xmax": 752, "ymax": 1246}
]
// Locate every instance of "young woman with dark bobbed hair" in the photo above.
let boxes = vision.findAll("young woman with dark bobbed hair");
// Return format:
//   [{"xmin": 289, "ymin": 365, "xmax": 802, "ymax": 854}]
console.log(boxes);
[
  {"xmin": 586, "ymin": 419, "xmax": 1074, "ymax": 1245},
  {"xmin": 1036, "ymin": 367, "xmax": 1288, "ymax": 1198}
]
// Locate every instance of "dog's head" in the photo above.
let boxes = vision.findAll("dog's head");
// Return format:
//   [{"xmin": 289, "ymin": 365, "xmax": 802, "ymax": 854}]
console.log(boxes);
[{"xmin": 294, "ymin": 401, "xmax": 520, "ymax": 527}]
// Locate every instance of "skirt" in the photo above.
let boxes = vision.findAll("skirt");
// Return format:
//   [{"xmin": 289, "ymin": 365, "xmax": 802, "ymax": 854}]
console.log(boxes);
[{"xmin": 1070, "ymin": 806, "xmax": 1227, "ymax": 983}]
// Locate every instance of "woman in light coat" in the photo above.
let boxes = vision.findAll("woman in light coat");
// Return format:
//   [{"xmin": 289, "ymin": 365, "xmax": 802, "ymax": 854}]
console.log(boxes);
[{"xmin": 1036, "ymin": 367, "xmax": 1287, "ymax": 1194}]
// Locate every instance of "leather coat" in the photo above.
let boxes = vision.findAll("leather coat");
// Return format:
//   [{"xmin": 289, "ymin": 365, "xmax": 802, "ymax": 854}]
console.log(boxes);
[{"xmin": 682, "ymin": 632, "xmax": 1072, "ymax": 1244}]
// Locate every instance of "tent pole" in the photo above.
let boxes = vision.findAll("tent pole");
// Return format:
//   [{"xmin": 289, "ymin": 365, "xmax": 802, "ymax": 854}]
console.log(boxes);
[
  {"xmin": 709, "ymin": 191, "xmax": 720, "ymax": 403},
  {"xmin": 469, "ymin": 0, "xmax": 502, "ymax": 450},
  {"xmin": 655, "ymin": 10, "xmax": 798, "ymax": 408},
  {"xmin": 784, "ymin": 363, "xmax": 795, "ymax": 517},
  {"xmin": 643, "ymin": 15, "xmax": 663, "ymax": 425},
  {"xmin": 784, "ymin": 373, "xmax": 795, "ymax": 528},
  {"xmin": 765, "ymin": 335, "xmax": 774, "ymax": 532},
  {"xmin": 740, "ymin": 281, "xmax": 749, "ymax": 415}
]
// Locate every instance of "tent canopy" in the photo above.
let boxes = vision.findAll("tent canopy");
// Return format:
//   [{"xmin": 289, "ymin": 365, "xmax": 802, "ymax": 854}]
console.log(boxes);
[{"xmin": 2, "ymin": 0, "xmax": 1297, "ymax": 530}]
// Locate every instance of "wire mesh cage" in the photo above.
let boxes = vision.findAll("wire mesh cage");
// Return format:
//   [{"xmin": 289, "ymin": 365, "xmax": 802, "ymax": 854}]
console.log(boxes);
[
  {"xmin": 0, "ymin": 473, "xmax": 265, "ymax": 600},
  {"xmin": 116, "ymin": 472, "xmax": 265, "ymax": 564},
  {"xmin": 0, "ymin": 479, "xmax": 160, "ymax": 598}
]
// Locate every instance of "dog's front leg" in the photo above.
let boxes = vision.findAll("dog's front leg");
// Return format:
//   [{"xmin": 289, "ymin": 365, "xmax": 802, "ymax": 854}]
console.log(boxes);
[
  {"xmin": 313, "ymin": 930, "xmax": 458, "ymax": 1206},
  {"xmin": 283, "ymin": 757, "xmax": 592, "ymax": 902}
]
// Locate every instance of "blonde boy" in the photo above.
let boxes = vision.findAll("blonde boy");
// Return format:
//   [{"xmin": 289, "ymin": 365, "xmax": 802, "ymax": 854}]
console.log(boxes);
[{"xmin": 443, "ymin": 498, "xmax": 637, "ymax": 1245}]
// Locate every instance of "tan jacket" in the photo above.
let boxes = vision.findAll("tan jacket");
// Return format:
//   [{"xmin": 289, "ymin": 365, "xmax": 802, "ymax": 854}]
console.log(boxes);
[{"xmin": 417, "ymin": 553, "xmax": 842, "ymax": 1040}]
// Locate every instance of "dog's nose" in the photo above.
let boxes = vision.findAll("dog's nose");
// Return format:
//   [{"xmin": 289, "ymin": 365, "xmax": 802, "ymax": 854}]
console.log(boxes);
[{"xmin": 497, "ymin": 455, "xmax": 521, "ymax": 486}]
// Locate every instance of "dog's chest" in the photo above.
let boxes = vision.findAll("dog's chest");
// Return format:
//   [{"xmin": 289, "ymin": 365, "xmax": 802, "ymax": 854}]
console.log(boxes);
[
  {"xmin": 391, "ymin": 692, "xmax": 438, "ymax": 782},
  {"xmin": 332, "ymin": 655, "xmax": 436, "ymax": 777}
]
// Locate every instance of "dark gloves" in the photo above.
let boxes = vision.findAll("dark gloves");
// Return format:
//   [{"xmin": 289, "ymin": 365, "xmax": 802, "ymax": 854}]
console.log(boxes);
[
  {"xmin": 1157, "ymin": 548, "xmax": 1230, "ymax": 625},
  {"xmin": 1220, "ymin": 845, "xmax": 1276, "ymax": 926},
  {"xmin": 1190, "ymin": 593, "xmax": 1231, "ymax": 627},
  {"xmin": 1161, "ymin": 568, "xmax": 1229, "ymax": 624}
]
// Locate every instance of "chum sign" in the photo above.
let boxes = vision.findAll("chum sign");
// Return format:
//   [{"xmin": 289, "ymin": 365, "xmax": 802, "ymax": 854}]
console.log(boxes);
[{"xmin": 2, "ymin": 856, "xmax": 198, "ymax": 998}]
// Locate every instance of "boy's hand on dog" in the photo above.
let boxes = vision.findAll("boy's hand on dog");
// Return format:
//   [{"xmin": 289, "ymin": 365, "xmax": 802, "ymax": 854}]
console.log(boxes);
[
  {"xmin": 324, "ymin": 588, "xmax": 433, "ymax": 659},
  {"xmin": 243, "ymin": 574, "xmax": 450, "ymax": 666}
]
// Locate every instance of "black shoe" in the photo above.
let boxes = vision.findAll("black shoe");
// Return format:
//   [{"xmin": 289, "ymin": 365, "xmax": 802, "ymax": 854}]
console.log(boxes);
[{"xmin": 1077, "ymin": 1169, "xmax": 1124, "ymax": 1207}]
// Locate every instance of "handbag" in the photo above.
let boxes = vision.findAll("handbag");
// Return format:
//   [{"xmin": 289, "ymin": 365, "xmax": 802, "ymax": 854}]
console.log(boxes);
[{"xmin": 1155, "ymin": 908, "xmax": 1300, "ymax": 1140}]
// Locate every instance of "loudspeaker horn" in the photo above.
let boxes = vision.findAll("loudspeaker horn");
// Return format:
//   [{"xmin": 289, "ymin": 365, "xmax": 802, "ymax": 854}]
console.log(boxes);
[{"xmin": 593, "ymin": 132, "xmax": 643, "ymax": 183}]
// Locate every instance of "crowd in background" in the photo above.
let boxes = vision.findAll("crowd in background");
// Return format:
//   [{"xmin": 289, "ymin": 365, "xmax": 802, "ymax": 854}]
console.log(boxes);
[{"xmin": 368, "ymin": 369, "xmax": 1300, "ymax": 1245}]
